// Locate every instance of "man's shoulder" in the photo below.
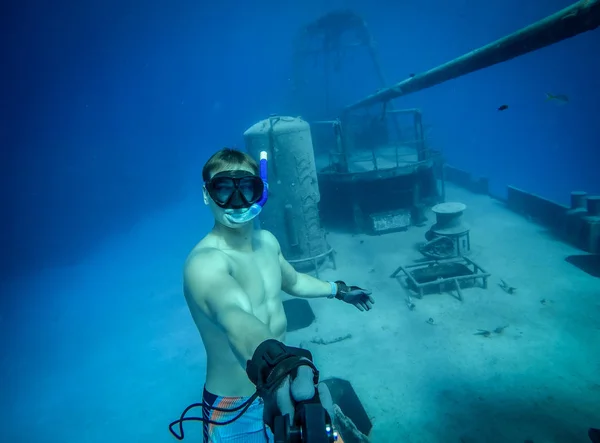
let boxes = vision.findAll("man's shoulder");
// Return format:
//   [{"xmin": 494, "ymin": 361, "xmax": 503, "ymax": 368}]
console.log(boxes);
[
  {"xmin": 184, "ymin": 245, "xmax": 230, "ymax": 276},
  {"xmin": 257, "ymin": 229, "xmax": 280, "ymax": 251}
]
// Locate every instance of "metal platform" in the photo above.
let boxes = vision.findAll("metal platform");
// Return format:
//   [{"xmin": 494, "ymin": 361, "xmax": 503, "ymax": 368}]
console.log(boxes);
[
  {"xmin": 316, "ymin": 144, "xmax": 434, "ymax": 184},
  {"xmin": 390, "ymin": 256, "xmax": 491, "ymax": 301}
]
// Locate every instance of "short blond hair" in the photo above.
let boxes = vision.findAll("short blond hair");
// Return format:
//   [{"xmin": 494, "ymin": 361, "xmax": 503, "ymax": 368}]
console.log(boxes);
[{"xmin": 202, "ymin": 148, "xmax": 259, "ymax": 182}]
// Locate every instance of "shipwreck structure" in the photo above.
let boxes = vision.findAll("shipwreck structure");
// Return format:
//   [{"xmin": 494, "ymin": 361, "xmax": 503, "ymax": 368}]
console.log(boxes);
[
  {"xmin": 248, "ymin": 1, "xmax": 600, "ymax": 273},
  {"xmin": 291, "ymin": 9, "xmax": 390, "ymax": 117},
  {"xmin": 291, "ymin": 10, "xmax": 442, "ymax": 234},
  {"xmin": 244, "ymin": 116, "xmax": 336, "ymax": 275}
]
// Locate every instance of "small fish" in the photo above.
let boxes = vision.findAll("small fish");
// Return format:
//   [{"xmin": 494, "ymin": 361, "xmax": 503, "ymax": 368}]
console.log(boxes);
[
  {"xmin": 474, "ymin": 329, "xmax": 491, "ymax": 337},
  {"xmin": 494, "ymin": 325, "xmax": 509, "ymax": 334},
  {"xmin": 545, "ymin": 92, "xmax": 569, "ymax": 103},
  {"xmin": 497, "ymin": 104, "xmax": 509, "ymax": 111},
  {"xmin": 408, "ymin": 73, "xmax": 416, "ymax": 78}
]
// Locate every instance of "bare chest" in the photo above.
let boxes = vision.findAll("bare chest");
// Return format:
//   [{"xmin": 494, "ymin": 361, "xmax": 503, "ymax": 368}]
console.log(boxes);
[{"xmin": 229, "ymin": 248, "xmax": 282, "ymax": 314}]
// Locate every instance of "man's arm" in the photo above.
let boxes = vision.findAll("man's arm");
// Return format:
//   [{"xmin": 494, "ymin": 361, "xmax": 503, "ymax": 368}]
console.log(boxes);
[
  {"xmin": 183, "ymin": 249, "xmax": 276, "ymax": 366},
  {"xmin": 279, "ymin": 255, "xmax": 334, "ymax": 298},
  {"xmin": 263, "ymin": 232, "xmax": 333, "ymax": 298},
  {"xmin": 184, "ymin": 246, "xmax": 330, "ymax": 431},
  {"xmin": 265, "ymin": 231, "xmax": 375, "ymax": 311}
]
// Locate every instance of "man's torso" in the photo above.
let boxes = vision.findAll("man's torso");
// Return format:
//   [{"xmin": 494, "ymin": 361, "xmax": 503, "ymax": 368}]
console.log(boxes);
[{"xmin": 185, "ymin": 230, "xmax": 287, "ymax": 397}]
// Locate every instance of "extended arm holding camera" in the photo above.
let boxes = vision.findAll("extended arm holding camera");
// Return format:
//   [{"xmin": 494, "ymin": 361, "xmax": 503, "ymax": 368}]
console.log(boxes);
[
  {"xmin": 184, "ymin": 249, "xmax": 335, "ymax": 434},
  {"xmin": 184, "ymin": 248, "xmax": 276, "ymax": 364},
  {"xmin": 183, "ymin": 237, "xmax": 373, "ymax": 437}
]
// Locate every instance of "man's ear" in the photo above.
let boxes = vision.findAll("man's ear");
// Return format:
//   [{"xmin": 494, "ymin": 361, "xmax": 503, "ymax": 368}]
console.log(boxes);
[{"xmin": 202, "ymin": 186, "xmax": 209, "ymax": 205}]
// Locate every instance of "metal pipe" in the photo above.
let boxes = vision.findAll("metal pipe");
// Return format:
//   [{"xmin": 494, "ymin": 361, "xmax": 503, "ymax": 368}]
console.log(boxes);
[
  {"xmin": 344, "ymin": 0, "xmax": 600, "ymax": 113},
  {"xmin": 387, "ymin": 108, "xmax": 421, "ymax": 114}
]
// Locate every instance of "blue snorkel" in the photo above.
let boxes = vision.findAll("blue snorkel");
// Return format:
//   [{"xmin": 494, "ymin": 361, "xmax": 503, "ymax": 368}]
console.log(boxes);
[{"xmin": 224, "ymin": 151, "xmax": 269, "ymax": 224}]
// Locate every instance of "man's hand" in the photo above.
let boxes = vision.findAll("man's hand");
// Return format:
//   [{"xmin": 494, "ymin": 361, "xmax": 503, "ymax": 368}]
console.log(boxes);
[
  {"xmin": 335, "ymin": 281, "xmax": 375, "ymax": 311},
  {"xmin": 246, "ymin": 340, "xmax": 334, "ymax": 432},
  {"xmin": 263, "ymin": 366, "xmax": 334, "ymax": 430}
]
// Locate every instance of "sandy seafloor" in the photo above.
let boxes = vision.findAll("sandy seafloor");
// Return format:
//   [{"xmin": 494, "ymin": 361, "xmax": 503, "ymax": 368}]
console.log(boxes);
[{"xmin": 3, "ymin": 182, "xmax": 600, "ymax": 443}]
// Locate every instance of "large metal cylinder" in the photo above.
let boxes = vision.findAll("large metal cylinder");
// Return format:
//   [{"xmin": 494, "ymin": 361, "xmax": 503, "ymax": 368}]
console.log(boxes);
[{"xmin": 244, "ymin": 116, "xmax": 331, "ymax": 269}]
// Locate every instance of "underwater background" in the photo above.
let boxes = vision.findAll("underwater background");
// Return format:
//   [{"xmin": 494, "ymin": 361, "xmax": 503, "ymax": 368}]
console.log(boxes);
[{"xmin": 2, "ymin": 0, "xmax": 599, "ymax": 442}]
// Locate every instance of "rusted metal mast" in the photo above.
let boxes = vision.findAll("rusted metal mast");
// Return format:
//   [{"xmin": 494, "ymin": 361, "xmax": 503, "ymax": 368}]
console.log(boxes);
[{"xmin": 344, "ymin": 0, "xmax": 600, "ymax": 113}]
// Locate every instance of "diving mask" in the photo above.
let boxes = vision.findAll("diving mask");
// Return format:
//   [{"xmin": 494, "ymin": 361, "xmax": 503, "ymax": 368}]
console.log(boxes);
[
  {"xmin": 205, "ymin": 170, "xmax": 264, "ymax": 210},
  {"xmin": 205, "ymin": 151, "xmax": 269, "ymax": 224}
]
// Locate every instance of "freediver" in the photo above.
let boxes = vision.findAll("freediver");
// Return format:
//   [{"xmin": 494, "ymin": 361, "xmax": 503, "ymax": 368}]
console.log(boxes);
[{"xmin": 181, "ymin": 148, "xmax": 375, "ymax": 441}]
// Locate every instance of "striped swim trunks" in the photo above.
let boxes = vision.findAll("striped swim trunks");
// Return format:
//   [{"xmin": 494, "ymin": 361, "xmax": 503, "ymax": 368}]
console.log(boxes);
[{"xmin": 202, "ymin": 386, "xmax": 274, "ymax": 443}]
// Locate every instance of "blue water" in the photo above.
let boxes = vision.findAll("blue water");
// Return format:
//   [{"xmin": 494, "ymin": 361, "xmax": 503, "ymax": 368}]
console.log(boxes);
[{"xmin": 2, "ymin": 0, "xmax": 599, "ymax": 442}]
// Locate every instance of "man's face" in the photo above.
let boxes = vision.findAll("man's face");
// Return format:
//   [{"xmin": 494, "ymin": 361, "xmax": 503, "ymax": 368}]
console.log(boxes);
[{"xmin": 203, "ymin": 165, "xmax": 262, "ymax": 229}]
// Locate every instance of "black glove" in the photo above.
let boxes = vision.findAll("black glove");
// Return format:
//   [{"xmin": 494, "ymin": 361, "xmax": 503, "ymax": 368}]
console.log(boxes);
[
  {"xmin": 246, "ymin": 339, "xmax": 334, "ymax": 431},
  {"xmin": 335, "ymin": 280, "xmax": 375, "ymax": 311}
]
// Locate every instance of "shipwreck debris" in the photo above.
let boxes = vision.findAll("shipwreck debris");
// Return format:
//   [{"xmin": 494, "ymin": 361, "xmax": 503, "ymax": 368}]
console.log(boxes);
[
  {"xmin": 391, "ymin": 256, "xmax": 490, "ymax": 300},
  {"xmin": 310, "ymin": 333, "xmax": 353, "ymax": 345},
  {"xmin": 499, "ymin": 279, "xmax": 517, "ymax": 294}
]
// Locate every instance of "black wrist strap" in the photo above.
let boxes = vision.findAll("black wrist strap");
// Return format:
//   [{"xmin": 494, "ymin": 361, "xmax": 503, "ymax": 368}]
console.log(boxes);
[
  {"xmin": 246, "ymin": 339, "xmax": 318, "ymax": 394},
  {"xmin": 334, "ymin": 280, "xmax": 348, "ymax": 300}
]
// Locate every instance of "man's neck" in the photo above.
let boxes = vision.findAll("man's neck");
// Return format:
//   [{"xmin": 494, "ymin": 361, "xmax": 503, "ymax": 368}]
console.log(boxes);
[{"xmin": 212, "ymin": 222, "xmax": 255, "ymax": 252}]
